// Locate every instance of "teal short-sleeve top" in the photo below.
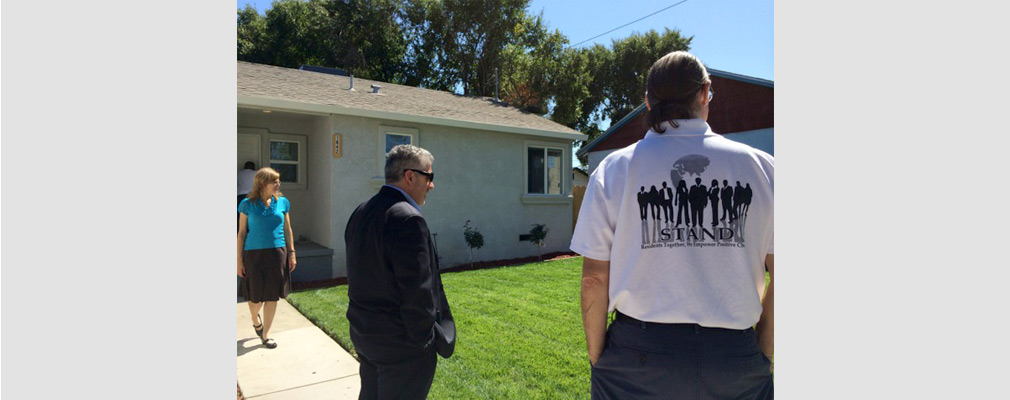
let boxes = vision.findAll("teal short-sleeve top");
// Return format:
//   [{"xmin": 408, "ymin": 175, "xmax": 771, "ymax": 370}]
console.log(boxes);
[{"xmin": 239, "ymin": 196, "xmax": 289, "ymax": 250}]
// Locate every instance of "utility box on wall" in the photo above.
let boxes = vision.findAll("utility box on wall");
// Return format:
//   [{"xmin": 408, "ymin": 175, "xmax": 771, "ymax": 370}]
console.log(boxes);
[{"xmin": 291, "ymin": 240, "xmax": 335, "ymax": 282}]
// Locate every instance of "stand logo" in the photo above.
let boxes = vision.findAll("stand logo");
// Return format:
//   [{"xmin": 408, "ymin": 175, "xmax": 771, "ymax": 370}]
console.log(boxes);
[{"xmin": 638, "ymin": 154, "xmax": 753, "ymax": 249}]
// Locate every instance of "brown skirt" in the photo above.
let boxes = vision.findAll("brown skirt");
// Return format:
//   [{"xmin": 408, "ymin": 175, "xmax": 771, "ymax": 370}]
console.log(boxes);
[{"xmin": 239, "ymin": 247, "xmax": 290, "ymax": 302}]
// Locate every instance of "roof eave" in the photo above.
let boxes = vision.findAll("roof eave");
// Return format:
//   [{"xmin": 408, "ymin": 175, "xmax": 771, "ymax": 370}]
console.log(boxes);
[
  {"xmin": 238, "ymin": 95, "xmax": 587, "ymax": 141},
  {"xmin": 707, "ymin": 68, "xmax": 774, "ymax": 88}
]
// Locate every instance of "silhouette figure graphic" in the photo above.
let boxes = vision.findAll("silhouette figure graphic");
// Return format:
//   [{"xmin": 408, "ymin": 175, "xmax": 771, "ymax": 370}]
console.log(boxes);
[
  {"xmin": 675, "ymin": 180, "xmax": 690, "ymax": 227},
  {"xmin": 742, "ymin": 183, "xmax": 753, "ymax": 217},
  {"xmin": 733, "ymin": 181, "xmax": 745, "ymax": 221},
  {"xmin": 660, "ymin": 182, "xmax": 674, "ymax": 223},
  {"xmin": 637, "ymin": 186, "xmax": 648, "ymax": 221},
  {"xmin": 708, "ymin": 179, "xmax": 721, "ymax": 227},
  {"xmin": 648, "ymin": 185, "xmax": 661, "ymax": 222},
  {"xmin": 689, "ymin": 178, "xmax": 708, "ymax": 227},
  {"xmin": 721, "ymin": 179, "xmax": 736, "ymax": 223},
  {"xmin": 648, "ymin": 185, "xmax": 662, "ymax": 242}
]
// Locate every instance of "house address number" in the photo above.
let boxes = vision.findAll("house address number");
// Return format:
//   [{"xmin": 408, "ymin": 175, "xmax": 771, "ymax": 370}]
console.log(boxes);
[{"xmin": 333, "ymin": 133, "xmax": 342, "ymax": 158}]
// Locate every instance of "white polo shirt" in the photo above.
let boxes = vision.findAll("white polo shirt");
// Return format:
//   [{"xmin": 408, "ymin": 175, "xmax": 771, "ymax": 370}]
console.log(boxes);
[
  {"xmin": 571, "ymin": 119, "xmax": 774, "ymax": 330},
  {"xmin": 237, "ymin": 169, "xmax": 256, "ymax": 195}
]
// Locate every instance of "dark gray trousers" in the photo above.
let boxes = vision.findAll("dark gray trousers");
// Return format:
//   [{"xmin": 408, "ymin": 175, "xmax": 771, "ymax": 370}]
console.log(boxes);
[
  {"xmin": 591, "ymin": 312, "xmax": 773, "ymax": 400},
  {"xmin": 356, "ymin": 343, "xmax": 437, "ymax": 400}
]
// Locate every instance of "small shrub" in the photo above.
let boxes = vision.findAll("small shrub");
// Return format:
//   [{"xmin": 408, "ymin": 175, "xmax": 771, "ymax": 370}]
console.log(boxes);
[
  {"xmin": 529, "ymin": 223, "xmax": 549, "ymax": 262},
  {"xmin": 463, "ymin": 220, "xmax": 485, "ymax": 268}
]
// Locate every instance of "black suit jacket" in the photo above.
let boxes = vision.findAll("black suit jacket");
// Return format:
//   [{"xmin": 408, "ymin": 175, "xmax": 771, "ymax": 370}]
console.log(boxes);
[{"xmin": 344, "ymin": 186, "xmax": 455, "ymax": 358}]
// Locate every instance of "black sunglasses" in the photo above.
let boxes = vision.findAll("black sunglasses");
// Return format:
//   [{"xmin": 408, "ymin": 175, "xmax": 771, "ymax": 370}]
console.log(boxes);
[{"xmin": 405, "ymin": 168, "xmax": 434, "ymax": 182}]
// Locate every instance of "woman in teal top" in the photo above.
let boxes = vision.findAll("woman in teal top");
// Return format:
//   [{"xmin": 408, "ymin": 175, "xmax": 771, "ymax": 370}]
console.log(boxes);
[{"xmin": 238, "ymin": 167, "xmax": 297, "ymax": 349}]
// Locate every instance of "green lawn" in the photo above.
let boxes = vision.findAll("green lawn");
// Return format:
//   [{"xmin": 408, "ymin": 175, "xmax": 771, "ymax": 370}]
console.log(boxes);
[
  {"xmin": 288, "ymin": 257, "xmax": 590, "ymax": 399},
  {"xmin": 287, "ymin": 257, "xmax": 772, "ymax": 399}
]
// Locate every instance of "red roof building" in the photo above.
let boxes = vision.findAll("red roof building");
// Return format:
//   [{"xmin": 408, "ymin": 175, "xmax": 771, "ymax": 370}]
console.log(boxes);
[{"xmin": 578, "ymin": 69, "xmax": 773, "ymax": 173}]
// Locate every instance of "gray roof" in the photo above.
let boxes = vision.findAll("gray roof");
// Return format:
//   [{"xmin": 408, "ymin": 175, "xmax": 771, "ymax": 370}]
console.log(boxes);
[{"xmin": 238, "ymin": 61, "xmax": 579, "ymax": 135}]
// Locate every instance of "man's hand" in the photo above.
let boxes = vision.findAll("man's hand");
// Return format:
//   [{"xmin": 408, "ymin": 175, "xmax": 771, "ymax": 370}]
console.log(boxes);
[{"xmin": 755, "ymin": 253, "xmax": 774, "ymax": 373}]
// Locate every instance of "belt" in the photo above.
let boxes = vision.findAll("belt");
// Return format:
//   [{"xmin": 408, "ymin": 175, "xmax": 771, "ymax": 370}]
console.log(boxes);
[{"xmin": 614, "ymin": 311, "xmax": 751, "ymax": 334}]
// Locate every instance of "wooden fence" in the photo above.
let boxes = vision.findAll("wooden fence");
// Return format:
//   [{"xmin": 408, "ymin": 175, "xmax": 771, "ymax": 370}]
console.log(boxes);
[{"xmin": 572, "ymin": 185, "xmax": 587, "ymax": 230}]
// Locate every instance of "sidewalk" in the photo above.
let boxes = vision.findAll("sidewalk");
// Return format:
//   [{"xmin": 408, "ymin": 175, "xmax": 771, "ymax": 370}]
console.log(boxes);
[{"xmin": 237, "ymin": 300, "xmax": 361, "ymax": 399}]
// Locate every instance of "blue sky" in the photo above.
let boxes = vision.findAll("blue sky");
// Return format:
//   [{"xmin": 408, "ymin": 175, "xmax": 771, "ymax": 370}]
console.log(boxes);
[
  {"xmin": 237, "ymin": 0, "xmax": 772, "ymax": 80},
  {"xmin": 527, "ymin": 0, "xmax": 772, "ymax": 80},
  {"xmin": 237, "ymin": 0, "xmax": 773, "ymax": 166}
]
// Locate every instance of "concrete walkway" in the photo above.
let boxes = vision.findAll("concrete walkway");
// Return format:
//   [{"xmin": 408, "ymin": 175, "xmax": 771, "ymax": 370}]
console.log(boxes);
[{"xmin": 237, "ymin": 300, "xmax": 360, "ymax": 399}]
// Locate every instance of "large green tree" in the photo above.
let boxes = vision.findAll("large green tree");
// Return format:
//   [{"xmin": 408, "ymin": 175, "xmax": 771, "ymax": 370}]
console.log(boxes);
[
  {"xmin": 237, "ymin": 5, "xmax": 268, "ymax": 63},
  {"xmin": 497, "ymin": 11, "xmax": 569, "ymax": 115},
  {"xmin": 602, "ymin": 28, "xmax": 692, "ymax": 126},
  {"xmin": 237, "ymin": 0, "xmax": 409, "ymax": 83},
  {"xmin": 572, "ymin": 29, "xmax": 692, "ymax": 165},
  {"xmin": 402, "ymin": 0, "xmax": 532, "ymax": 96}
]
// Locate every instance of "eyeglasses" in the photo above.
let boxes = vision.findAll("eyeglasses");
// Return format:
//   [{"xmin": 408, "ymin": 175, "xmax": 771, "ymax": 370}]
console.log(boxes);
[
  {"xmin": 405, "ymin": 169, "xmax": 434, "ymax": 183},
  {"xmin": 707, "ymin": 84, "xmax": 714, "ymax": 102}
]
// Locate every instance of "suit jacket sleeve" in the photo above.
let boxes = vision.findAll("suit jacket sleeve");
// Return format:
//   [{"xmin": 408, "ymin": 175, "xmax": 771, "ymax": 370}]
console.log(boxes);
[{"xmin": 383, "ymin": 213, "xmax": 436, "ymax": 346}]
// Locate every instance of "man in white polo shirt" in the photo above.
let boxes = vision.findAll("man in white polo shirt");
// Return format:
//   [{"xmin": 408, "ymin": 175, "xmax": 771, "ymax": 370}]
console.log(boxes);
[{"xmin": 573, "ymin": 51, "xmax": 774, "ymax": 400}]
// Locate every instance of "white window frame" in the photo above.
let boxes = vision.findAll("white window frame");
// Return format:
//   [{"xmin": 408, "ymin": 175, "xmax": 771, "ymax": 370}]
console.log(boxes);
[
  {"xmin": 522, "ymin": 139, "xmax": 572, "ymax": 204},
  {"xmin": 268, "ymin": 133, "xmax": 307, "ymax": 191},
  {"xmin": 373, "ymin": 125, "xmax": 419, "ymax": 186}
]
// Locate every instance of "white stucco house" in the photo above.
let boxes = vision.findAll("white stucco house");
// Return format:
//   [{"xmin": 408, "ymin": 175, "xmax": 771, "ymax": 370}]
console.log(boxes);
[
  {"xmin": 238, "ymin": 61, "xmax": 587, "ymax": 281},
  {"xmin": 572, "ymin": 167, "xmax": 589, "ymax": 187}
]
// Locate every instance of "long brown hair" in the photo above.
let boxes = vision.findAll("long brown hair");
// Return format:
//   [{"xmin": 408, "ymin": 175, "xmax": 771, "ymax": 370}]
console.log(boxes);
[
  {"xmin": 645, "ymin": 51, "xmax": 710, "ymax": 132},
  {"xmin": 246, "ymin": 167, "xmax": 283, "ymax": 204}
]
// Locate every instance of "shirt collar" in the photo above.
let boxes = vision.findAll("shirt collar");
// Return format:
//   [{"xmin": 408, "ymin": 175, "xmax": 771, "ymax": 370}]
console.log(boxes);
[
  {"xmin": 643, "ymin": 118, "xmax": 714, "ymax": 139},
  {"xmin": 383, "ymin": 184, "xmax": 421, "ymax": 212}
]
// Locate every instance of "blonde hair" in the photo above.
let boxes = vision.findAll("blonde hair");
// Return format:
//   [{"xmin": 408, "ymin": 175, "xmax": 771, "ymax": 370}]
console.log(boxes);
[{"xmin": 246, "ymin": 167, "xmax": 283, "ymax": 203}]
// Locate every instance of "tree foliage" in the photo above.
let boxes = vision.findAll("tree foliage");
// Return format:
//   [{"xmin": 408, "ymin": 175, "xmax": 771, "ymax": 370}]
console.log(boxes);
[
  {"xmin": 238, "ymin": 0, "xmax": 408, "ymax": 82},
  {"xmin": 463, "ymin": 220, "xmax": 485, "ymax": 267},
  {"xmin": 238, "ymin": 2, "xmax": 694, "ymax": 165},
  {"xmin": 528, "ymin": 223, "xmax": 549, "ymax": 262}
]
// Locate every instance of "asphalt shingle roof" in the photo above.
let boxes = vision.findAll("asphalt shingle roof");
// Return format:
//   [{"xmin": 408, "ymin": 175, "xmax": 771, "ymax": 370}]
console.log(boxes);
[{"xmin": 238, "ymin": 61, "xmax": 579, "ymax": 135}]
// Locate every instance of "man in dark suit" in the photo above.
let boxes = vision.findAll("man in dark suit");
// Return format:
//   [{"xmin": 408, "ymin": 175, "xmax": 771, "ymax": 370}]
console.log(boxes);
[
  {"xmin": 721, "ymin": 179, "xmax": 735, "ymax": 223},
  {"xmin": 660, "ymin": 181, "xmax": 674, "ymax": 223},
  {"xmin": 689, "ymin": 177, "xmax": 708, "ymax": 227},
  {"xmin": 637, "ymin": 186, "xmax": 648, "ymax": 221},
  {"xmin": 345, "ymin": 144, "xmax": 455, "ymax": 400},
  {"xmin": 708, "ymin": 179, "xmax": 721, "ymax": 227}
]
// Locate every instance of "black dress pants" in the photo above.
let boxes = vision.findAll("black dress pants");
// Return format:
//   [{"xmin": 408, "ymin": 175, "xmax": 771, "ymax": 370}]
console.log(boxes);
[
  {"xmin": 591, "ymin": 312, "xmax": 772, "ymax": 400},
  {"xmin": 356, "ymin": 344, "xmax": 437, "ymax": 400}
]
